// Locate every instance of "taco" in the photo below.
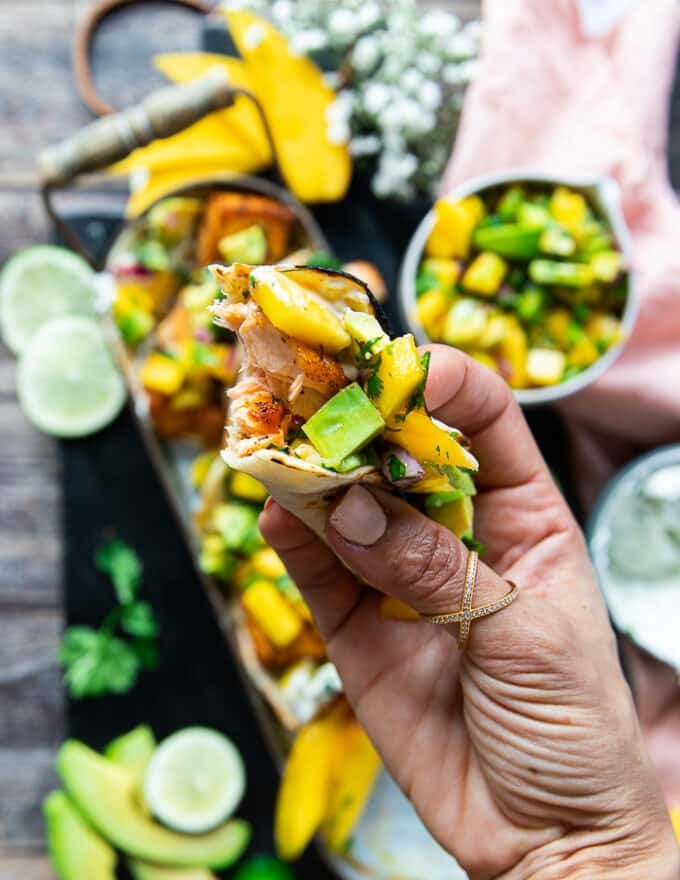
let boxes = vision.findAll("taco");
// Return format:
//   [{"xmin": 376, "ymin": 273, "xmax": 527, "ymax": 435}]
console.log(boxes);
[{"xmin": 210, "ymin": 263, "xmax": 478, "ymax": 540}]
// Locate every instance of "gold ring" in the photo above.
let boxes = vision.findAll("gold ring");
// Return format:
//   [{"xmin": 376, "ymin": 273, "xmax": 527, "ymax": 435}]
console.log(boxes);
[{"xmin": 422, "ymin": 551, "xmax": 519, "ymax": 650}]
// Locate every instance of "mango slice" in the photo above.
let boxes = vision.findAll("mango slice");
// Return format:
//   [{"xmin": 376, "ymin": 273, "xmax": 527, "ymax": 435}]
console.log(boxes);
[{"xmin": 224, "ymin": 10, "xmax": 351, "ymax": 203}]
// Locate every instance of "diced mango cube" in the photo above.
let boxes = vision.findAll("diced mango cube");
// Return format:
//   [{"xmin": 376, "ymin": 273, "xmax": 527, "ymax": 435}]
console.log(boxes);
[
  {"xmin": 478, "ymin": 313, "xmax": 507, "ymax": 349},
  {"xmin": 388, "ymin": 409, "xmax": 478, "ymax": 471},
  {"xmin": 443, "ymin": 299, "xmax": 488, "ymax": 348},
  {"xmin": 230, "ymin": 471, "xmax": 269, "ymax": 503},
  {"xmin": 374, "ymin": 335, "xmax": 425, "ymax": 421},
  {"xmin": 546, "ymin": 308, "xmax": 571, "ymax": 349},
  {"xmin": 462, "ymin": 252, "xmax": 508, "ymax": 296},
  {"xmin": 140, "ymin": 352, "xmax": 185, "ymax": 395},
  {"xmin": 420, "ymin": 257, "xmax": 460, "ymax": 289},
  {"xmin": 550, "ymin": 187, "xmax": 587, "ymax": 231},
  {"xmin": 586, "ymin": 313, "xmax": 622, "ymax": 347},
  {"xmin": 242, "ymin": 580, "xmax": 303, "ymax": 648},
  {"xmin": 497, "ymin": 318, "xmax": 528, "ymax": 388},
  {"xmin": 251, "ymin": 547, "xmax": 287, "ymax": 580},
  {"xmin": 414, "ymin": 289, "xmax": 451, "ymax": 340},
  {"xmin": 426, "ymin": 195, "xmax": 485, "ymax": 259},
  {"xmin": 526, "ymin": 348, "xmax": 566, "ymax": 386},
  {"xmin": 567, "ymin": 337, "xmax": 599, "ymax": 369}
]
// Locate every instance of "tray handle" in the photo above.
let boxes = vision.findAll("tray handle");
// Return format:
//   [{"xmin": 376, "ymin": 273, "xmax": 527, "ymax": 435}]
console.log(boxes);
[{"xmin": 37, "ymin": 67, "xmax": 280, "ymax": 264}]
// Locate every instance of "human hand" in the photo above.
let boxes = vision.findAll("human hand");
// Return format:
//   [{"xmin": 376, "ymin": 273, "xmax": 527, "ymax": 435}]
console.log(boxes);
[{"xmin": 260, "ymin": 346, "xmax": 679, "ymax": 880}]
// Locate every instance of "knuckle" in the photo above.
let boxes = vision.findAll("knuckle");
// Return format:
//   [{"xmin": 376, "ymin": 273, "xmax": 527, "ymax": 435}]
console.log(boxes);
[{"xmin": 390, "ymin": 522, "xmax": 463, "ymax": 612}]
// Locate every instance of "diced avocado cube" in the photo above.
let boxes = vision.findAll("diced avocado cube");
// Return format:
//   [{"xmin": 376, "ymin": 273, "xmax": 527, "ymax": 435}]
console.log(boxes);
[
  {"xmin": 516, "ymin": 286, "xmax": 546, "ymax": 323},
  {"xmin": 328, "ymin": 451, "xmax": 366, "ymax": 473},
  {"xmin": 147, "ymin": 197, "xmax": 202, "ymax": 246},
  {"xmin": 472, "ymin": 224, "xmax": 542, "ymax": 259},
  {"xmin": 212, "ymin": 503, "xmax": 260, "ymax": 552},
  {"xmin": 517, "ymin": 203, "xmax": 551, "ymax": 229},
  {"xmin": 591, "ymin": 250, "xmax": 623, "ymax": 283},
  {"xmin": 118, "ymin": 309, "xmax": 154, "ymax": 346},
  {"xmin": 135, "ymin": 240, "xmax": 170, "ymax": 272},
  {"xmin": 497, "ymin": 186, "xmax": 524, "ymax": 220},
  {"xmin": 218, "ymin": 225, "xmax": 267, "ymax": 265},
  {"xmin": 302, "ymin": 383, "xmax": 385, "ymax": 468},
  {"xmin": 343, "ymin": 310, "xmax": 388, "ymax": 363},
  {"xmin": 528, "ymin": 260, "xmax": 594, "ymax": 288},
  {"xmin": 539, "ymin": 225, "xmax": 575, "ymax": 257}
]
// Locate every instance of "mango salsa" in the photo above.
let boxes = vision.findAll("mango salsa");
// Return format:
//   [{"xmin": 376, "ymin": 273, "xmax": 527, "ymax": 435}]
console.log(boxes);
[
  {"xmin": 242, "ymin": 580, "xmax": 303, "ymax": 648},
  {"xmin": 140, "ymin": 352, "xmax": 186, "ymax": 395}
]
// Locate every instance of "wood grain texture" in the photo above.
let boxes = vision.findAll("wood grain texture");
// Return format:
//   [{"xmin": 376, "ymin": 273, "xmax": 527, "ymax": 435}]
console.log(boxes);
[{"xmin": 0, "ymin": 0, "xmax": 678, "ymax": 875}]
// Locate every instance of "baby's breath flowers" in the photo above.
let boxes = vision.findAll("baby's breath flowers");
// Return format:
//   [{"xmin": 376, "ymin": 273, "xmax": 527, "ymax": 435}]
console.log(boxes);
[{"xmin": 220, "ymin": 0, "xmax": 481, "ymax": 200}]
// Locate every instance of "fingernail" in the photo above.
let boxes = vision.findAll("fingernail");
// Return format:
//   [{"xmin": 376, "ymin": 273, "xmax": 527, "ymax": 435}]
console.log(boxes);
[
  {"xmin": 329, "ymin": 485, "xmax": 387, "ymax": 546},
  {"xmin": 263, "ymin": 495, "xmax": 275, "ymax": 512}
]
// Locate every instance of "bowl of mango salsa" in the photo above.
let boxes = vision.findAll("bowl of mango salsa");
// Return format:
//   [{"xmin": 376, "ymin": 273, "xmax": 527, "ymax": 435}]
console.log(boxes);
[{"xmin": 399, "ymin": 171, "xmax": 636, "ymax": 405}]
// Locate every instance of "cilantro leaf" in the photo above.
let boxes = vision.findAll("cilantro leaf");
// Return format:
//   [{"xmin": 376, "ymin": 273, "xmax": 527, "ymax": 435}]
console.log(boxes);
[
  {"xmin": 357, "ymin": 335, "xmax": 383, "ymax": 363},
  {"xmin": 462, "ymin": 535, "xmax": 486, "ymax": 555},
  {"xmin": 59, "ymin": 628, "xmax": 140, "ymax": 699},
  {"xmin": 407, "ymin": 351, "xmax": 431, "ymax": 413},
  {"xmin": 120, "ymin": 601, "xmax": 159, "ymax": 638},
  {"xmin": 95, "ymin": 539, "xmax": 142, "ymax": 606},
  {"xmin": 388, "ymin": 455, "xmax": 406, "ymax": 483},
  {"xmin": 366, "ymin": 363, "xmax": 384, "ymax": 399},
  {"xmin": 133, "ymin": 637, "xmax": 160, "ymax": 670}
]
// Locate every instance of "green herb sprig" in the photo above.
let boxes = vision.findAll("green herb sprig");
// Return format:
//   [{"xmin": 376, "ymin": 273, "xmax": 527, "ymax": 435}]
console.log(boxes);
[{"xmin": 59, "ymin": 539, "xmax": 159, "ymax": 700}]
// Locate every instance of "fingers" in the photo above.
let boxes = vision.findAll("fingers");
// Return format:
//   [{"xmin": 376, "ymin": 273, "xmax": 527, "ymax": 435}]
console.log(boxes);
[
  {"xmin": 258, "ymin": 501, "xmax": 364, "ymax": 642},
  {"xmin": 423, "ymin": 344, "xmax": 550, "ymax": 491},
  {"xmin": 327, "ymin": 485, "xmax": 518, "ymax": 649}
]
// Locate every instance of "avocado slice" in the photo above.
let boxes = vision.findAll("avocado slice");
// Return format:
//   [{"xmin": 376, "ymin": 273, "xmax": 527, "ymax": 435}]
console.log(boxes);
[
  {"xmin": 57, "ymin": 740, "xmax": 250, "ymax": 869},
  {"xmin": 218, "ymin": 225, "xmax": 267, "ymax": 265},
  {"xmin": 302, "ymin": 383, "xmax": 385, "ymax": 469},
  {"xmin": 129, "ymin": 859, "xmax": 216, "ymax": 880},
  {"xmin": 105, "ymin": 724, "xmax": 156, "ymax": 788},
  {"xmin": 43, "ymin": 789, "xmax": 117, "ymax": 880}
]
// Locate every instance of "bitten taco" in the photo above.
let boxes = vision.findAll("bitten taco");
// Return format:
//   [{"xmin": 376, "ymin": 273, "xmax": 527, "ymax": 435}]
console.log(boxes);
[{"xmin": 210, "ymin": 264, "xmax": 478, "ymax": 541}]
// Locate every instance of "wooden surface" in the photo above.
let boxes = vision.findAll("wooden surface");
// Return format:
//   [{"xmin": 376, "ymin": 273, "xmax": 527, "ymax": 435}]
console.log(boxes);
[{"xmin": 0, "ymin": 1, "xmax": 678, "ymax": 875}]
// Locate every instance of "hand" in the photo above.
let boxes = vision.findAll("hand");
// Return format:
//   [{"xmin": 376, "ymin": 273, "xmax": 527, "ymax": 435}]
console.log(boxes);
[{"xmin": 260, "ymin": 346, "xmax": 679, "ymax": 880}]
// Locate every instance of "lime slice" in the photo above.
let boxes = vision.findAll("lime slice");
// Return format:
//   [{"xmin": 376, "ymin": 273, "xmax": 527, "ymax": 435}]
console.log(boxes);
[
  {"xmin": 17, "ymin": 316, "xmax": 125, "ymax": 438},
  {"xmin": 144, "ymin": 728, "xmax": 246, "ymax": 835},
  {"xmin": 1, "ymin": 245, "xmax": 97, "ymax": 354}
]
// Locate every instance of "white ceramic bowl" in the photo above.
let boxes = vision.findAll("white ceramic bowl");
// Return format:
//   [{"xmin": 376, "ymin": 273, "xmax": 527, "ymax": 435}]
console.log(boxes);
[{"xmin": 398, "ymin": 169, "xmax": 638, "ymax": 407}]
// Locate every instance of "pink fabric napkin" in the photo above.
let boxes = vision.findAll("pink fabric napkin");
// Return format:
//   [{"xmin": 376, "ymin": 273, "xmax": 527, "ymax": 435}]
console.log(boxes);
[{"xmin": 442, "ymin": 0, "xmax": 680, "ymax": 511}]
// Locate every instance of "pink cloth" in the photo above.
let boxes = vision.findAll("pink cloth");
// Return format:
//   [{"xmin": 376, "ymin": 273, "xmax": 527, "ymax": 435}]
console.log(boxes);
[{"xmin": 442, "ymin": 0, "xmax": 680, "ymax": 511}]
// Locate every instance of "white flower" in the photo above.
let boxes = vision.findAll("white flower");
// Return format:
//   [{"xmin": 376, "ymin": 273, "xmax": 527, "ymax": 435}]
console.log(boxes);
[
  {"xmin": 458, "ymin": 59, "xmax": 480, "ymax": 82},
  {"xmin": 401, "ymin": 67, "xmax": 423, "ymax": 94},
  {"xmin": 420, "ymin": 80, "xmax": 442, "ymax": 110},
  {"xmin": 442, "ymin": 63, "xmax": 463, "ymax": 85},
  {"xmin": 270, "ymin": 0, "xmax": 293, "ymax": 23},
  {"xmin": 463, "ymin": 20, "xmax": 483, "ymax": 42},
  {"xmin": 290, "ymin": 28, "xmax": 328, "ymax": 55},
  {"xmin": 322, "ymin": 71, "xmax": 342, "ymax": 90},
  {"xmin": 328, "ymin": 8, "xmax": 357, "ymax": 40},
  {"xmin": 326, "ymin": 90, "xmax": 354, "ymax": 124},
  {"xmin": 447, "ymin": 32, "xmax": 476, "ymax": 59},
  {"xmin": 327, "ymin": 118, "xmax": 351, "ymax": 145},
  {"xmin": 417, "ymin": 51, "xmax": 441, "ymax": 75},
  {"xmin": 418, "ymin": 9, "xmax": 460, "ymax": 37},
  {"xmin": 362, "ymin": 81, "xmax": 392, "ymax": 115},
  {"xmin": 350, "ymin": 134, "xmax": 382, "ymax": 157},
  {"xmin": 357, "ymin": 1, "xmax": 382, "ymax": 29},
  {"xmin": 352, "ymin": 35, "xmax": 381, "ymax": 73}
]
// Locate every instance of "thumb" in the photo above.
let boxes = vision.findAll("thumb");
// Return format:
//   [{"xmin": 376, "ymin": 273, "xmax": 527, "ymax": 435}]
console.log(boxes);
[{"xmin": 327, "ymin": 485, "xmax": 519, "ymax": 651}]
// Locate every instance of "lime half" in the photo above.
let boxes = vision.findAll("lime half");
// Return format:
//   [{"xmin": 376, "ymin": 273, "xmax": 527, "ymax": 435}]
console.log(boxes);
[
  {"xmin": 144, "ymin": 728, "xmax": 246, "ymax": 835},
  {"xmin": 17, "ymin": 316, "xmax": 125, "ymax": 438},
  {"xmin": 1, "ymin": 245, "xmax": 97, "ymax": 354}
]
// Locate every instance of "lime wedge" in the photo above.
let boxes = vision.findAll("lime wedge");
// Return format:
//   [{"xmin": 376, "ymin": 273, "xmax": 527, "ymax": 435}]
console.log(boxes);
[
  {"xmin": 17, "ymin": 316, "xmax": 125, "ymax": 438},
  {"xmin": 1, "ymin": 245, "xmax": 97, "ymax": 354},
  {"xmin": 144, "ymin": 728, "xmax": 246, "ymax": 835}
]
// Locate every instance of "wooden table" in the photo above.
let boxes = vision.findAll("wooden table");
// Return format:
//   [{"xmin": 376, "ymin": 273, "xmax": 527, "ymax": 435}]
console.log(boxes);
[{"xmin": 0, "ymin": 2, "xmax": 677, "ymax": 876}]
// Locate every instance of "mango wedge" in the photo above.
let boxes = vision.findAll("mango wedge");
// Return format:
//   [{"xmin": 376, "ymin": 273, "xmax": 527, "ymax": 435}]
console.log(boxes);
[
  {"xmin": 322, "ymin": 721, "xmax": 381, "ymax": 853},
  {"xmin": 275, "ymin": 704, "xmax": 347, "ymax": 860},
  {"xmin": 225, "ymin": 10, "xmax": 351, "ymax": 202},
  {"xmin": 387, "ymin": 409, "xmax": 478, "ymax": 472}
]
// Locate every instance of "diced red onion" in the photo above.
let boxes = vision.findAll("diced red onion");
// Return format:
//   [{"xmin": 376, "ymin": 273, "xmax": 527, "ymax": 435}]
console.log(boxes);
[{"xmin": 381, "ymin": 446, "xmax": 424, "ymax": 487}]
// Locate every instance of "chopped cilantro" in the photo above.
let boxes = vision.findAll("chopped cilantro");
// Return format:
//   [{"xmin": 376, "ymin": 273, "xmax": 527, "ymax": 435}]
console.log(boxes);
[
  {"xmin": 366, "ymin": 358, "xmax": 384, "ymax": 399},
  {"xmin": 388, "ymin": 455, "xmax": 406, "ymax": 483},
  {"xmin": 60, "ymin": 538, "xmax": 159, "ymax": 700},
  {"xmin": 358, "ymin": 335, "xmax": 383, "ymax": 362},
  {"xmin": 462, "ymin": 535, "xmax": 486, "ymax": 554}
]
